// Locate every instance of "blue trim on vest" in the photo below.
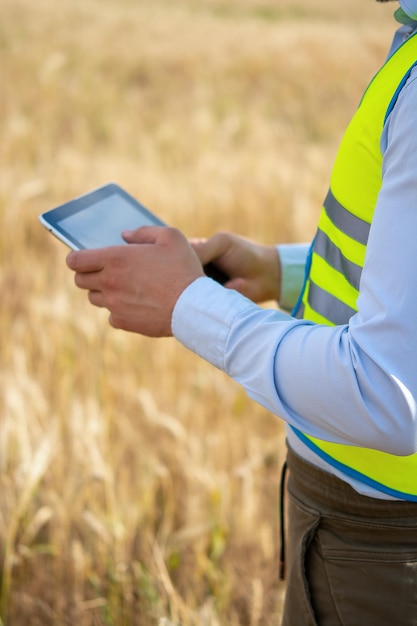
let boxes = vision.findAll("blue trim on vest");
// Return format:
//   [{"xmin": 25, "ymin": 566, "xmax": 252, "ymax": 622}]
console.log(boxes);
[
  {"xmin": 384, "ymin": 59, "xmax": 417, "ymax": 124},
  {"xmin": 291, "ymin": 235, "xmax": 316, "ymax": 317},
  {"xmin": 289, "ymin": 425, "xmax": 417, "ymax": 502}
]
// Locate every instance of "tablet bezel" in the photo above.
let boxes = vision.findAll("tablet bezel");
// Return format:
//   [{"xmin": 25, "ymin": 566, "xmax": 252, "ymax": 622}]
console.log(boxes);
[{"xmin": 39, "ymin": 182, "xmax": 165, "ymax": 251}]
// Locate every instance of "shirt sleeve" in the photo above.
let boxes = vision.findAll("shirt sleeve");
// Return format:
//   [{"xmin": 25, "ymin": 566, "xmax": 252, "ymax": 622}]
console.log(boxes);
[
  {"xmin": 277, "ymin": 243, "xmax": 309, "ymax": 311},
  {"xmin": 172, "ymin": 69, "xmax": 417, "ymax": 457}
]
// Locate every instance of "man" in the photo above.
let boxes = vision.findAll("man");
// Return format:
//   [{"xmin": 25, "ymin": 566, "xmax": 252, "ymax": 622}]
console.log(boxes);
[{"xmin": 67, "ymin": 1, "xmax": 417, "ymax": 623}]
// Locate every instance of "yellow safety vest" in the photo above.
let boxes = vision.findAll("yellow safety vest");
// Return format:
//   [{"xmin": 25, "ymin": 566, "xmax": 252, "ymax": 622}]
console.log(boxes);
[{"xmin": 291, "ymin": 33, "xmax": 417, "ymax": 501}]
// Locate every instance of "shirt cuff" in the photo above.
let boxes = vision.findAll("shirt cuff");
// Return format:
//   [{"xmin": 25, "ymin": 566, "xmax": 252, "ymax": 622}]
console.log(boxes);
[
  {"xmin": 171, "ymin": 277, "xmax": 250, "ymax": 369},
  {"xmin": 172, "ymin": 276, "xmax": 290, "ymax": 370},
  {"xmin": 277, "ymin": 243, "xmax": 309, "ymax": 311}
]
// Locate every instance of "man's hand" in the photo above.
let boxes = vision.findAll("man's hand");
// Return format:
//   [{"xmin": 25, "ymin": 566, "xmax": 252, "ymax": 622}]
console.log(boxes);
[
  {"xmin": 66, "ymin": 226, "xmax": 204, "ymax": 337},
  {"xmin": 191, "ymin": 232, "xmax": 281, "ymax": 304}
]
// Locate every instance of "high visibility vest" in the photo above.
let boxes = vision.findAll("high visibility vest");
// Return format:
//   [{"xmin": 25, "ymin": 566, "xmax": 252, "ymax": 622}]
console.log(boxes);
[{"xmin": 291, "ymin": 33, "xmax": 417, "ymax": 501}]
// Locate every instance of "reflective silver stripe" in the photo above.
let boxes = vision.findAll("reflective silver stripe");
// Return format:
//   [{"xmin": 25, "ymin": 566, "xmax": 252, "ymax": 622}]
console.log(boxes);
[
  {"xmin": 324, "ymin": 189, "xmax": 371, "ymax": 246},
  {"xmin": 313, "ymin": 229, "xmax": 362, "ymax": 290},
  {"xmin": 308, "ymin": 280, "xmax": 357, "ymax": 325},
  {"xmin": 294, "ymin": 301, "xmax": 305, "ymax": 320}
]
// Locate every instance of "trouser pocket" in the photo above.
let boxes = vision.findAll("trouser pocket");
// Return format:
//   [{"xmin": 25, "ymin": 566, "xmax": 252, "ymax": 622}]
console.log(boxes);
[
  {"xmin": 281, "ymin": 491, "xmax": 320, "ymax": 626},
  {"xmin": 306, "ymin": 516, "xmax": 417, "ymax": 626}
]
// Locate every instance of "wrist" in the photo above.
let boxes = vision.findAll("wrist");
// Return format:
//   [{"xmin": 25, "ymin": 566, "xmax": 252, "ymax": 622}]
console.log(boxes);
[{"xmin": 261, "ymin": 245, "xmax": 281, "ymax": 302}]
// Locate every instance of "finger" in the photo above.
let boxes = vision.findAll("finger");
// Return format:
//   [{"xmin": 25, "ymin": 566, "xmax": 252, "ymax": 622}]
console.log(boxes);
[
  {"xmin": 88, "ymin": 290, "xmax": 107, "ymax": 308},
  {"xmin": 74, "ymin": 271, "xmax": 102, "ymax": 291},
  {"xmin": 189, "ymin": 237, "xmax": 207, "ymax": 245},
  {"xmin": 191, "ymin": 233, "xmax": 230, "ymax": 265},
  {"xmin": 224, "ymin": 277, "xmax": 264, "ymax": 303},
  {"xmin": 66, "ymin": 249, "xmax": 105, "ymax": 273},
  {"xmin": 122, "ymin": 225, "xmax": 164, "ymax": 245},
  {"xmin": 223, "ymin": 277, "xmax": 255, "ymax": 299}
]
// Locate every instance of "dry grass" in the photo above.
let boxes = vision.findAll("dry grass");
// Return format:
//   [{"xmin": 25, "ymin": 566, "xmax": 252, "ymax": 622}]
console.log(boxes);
[{"xmin": 0, "ymin": 0, "xmax": 395, "ymax": 624}]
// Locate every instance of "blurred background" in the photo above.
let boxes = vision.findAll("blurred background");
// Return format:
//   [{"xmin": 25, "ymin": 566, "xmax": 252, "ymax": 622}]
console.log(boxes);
[{"xmin": 0, "ymin": 0, "xmax": 395, "ymax": 624}]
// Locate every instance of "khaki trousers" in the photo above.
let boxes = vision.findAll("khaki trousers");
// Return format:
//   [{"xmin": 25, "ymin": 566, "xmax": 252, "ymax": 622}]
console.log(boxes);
[{"xmin": 282, "ymin": 447, "xmax": 417, "ymax": 626}]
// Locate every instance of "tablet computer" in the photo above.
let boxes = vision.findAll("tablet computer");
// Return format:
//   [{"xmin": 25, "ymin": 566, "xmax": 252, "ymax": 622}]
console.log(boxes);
[{"xmin": 39, "ymin": 182, "xmax": 228, "ymax": 284}]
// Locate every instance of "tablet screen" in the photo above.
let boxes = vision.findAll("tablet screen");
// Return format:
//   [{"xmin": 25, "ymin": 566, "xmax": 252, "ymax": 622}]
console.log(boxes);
[{"xmin": 57, "ymin": 192, "xmax": 159, "ymax": 249}]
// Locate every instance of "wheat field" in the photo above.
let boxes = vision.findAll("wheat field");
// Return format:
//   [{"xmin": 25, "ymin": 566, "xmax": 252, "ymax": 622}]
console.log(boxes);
[{"xmin": 0, "ymin": 1, "xmax": 395, "ymax": 624}]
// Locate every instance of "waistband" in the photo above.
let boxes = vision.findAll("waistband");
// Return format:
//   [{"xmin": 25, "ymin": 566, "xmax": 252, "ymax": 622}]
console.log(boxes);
[{"xmin": 286, "ymin": 445, "xmax": 417, "ymax": 521}]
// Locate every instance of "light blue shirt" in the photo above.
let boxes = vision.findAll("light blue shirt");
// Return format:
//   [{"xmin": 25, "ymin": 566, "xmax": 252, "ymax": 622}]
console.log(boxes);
[{"xmin": 172, "ymin": 7, "xmax": 417, "ymax": 499}]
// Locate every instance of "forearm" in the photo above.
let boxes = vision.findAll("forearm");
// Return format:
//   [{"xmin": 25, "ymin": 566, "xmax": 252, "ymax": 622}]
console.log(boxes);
[{"xmin": 172, "ymin": 259, "xmax": 417, "ymax": 456}]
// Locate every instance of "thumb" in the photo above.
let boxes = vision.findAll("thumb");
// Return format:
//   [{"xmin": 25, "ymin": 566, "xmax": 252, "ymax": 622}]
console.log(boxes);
[
  {"xmin": 191, "ymin": 233, "xmax": 229, "ymax": 266},
  {"xmin": 122, "ymin": 225, "xmax": 164, "ymax": 245}
]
